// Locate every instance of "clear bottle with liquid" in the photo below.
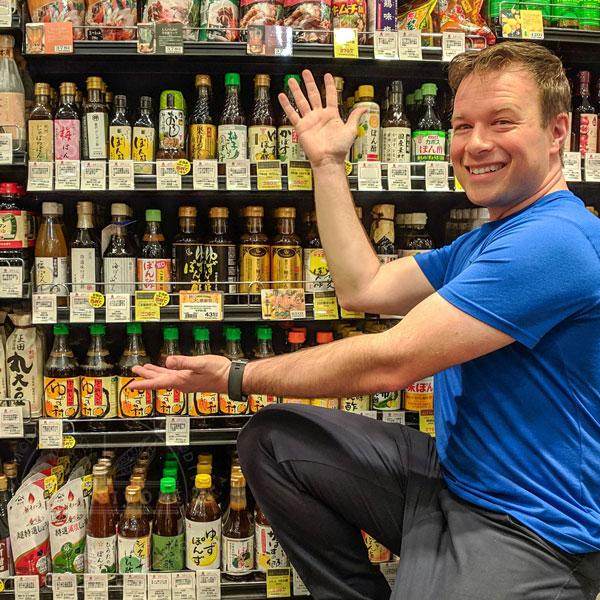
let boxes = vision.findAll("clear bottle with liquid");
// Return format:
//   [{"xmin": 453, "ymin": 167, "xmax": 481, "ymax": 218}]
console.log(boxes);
[
  {"xmin": 28, "ymin": 82, "xmax": 54, "ymax": 161},
  {"xmin": 155, "ymin": 327, "xmax": 186, "ymax": 416}
]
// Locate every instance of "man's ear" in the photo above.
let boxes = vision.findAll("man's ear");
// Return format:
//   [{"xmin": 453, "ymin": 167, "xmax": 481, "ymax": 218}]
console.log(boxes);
[{"xmin": 551, "ymin": 112, "xmax": 569, "ymax": 155}]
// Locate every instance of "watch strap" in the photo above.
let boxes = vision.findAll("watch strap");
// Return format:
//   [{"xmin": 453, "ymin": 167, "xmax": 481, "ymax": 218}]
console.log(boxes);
[{"xmin": 228, "ymin": 359, "xmax": 249, "ymax": 403}]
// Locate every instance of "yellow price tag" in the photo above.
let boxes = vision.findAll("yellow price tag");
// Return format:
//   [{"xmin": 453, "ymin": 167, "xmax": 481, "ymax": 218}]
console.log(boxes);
[
  {"xmin": 62, "ymin": 434, "xmax": 76, "ymax": 448},
  {"xmin": 419, "ymin": 409, "xmax": 436, "ymax": 437},
  {"xmin": 57, "ymin": 454, "xmax": 71, "ymax": 472},
  {"xmin": 0, "ymin": 579, "xmax": 5, "ymax": 592},
  {"xmin": 154, "ymin": 290, "xmax": 170, "ymax": 307},
  {"xmin": 288, "ymin": 160, "xmax": 312, "ymax": 191},
  {"xmin": 135, "ymin": 291, "xmax": 160, "ymax": 322},
  {"xmin": 340, "ymin": 306, "xmax": 365, "ymax": 319},
  {"xmin": 313, "ymin": 291, "xmax": 339, "ymax": 320},
  {"xmin": 51, "ymin": 465, "xmax": 65, "ymax": 487},
  {"xmin": 520, "ymin": 9, "xmax": 544, "ymax": 39},
  {"xmin": 175, "ymin": 158, "xmax": 191, "ymax": 175},
  {"xmin": 89, "ymin": 291, "xmax": 105, "ymax": 308},
  {"xmin": 257, "ymin": 160, "xmax": 283, "ymax": 190},
  {"xmin": 266, "ymin": 568, "xmax": 292, "ymax": 598},
  {"xmin": 82, "ymin": 474, "xmax": 93, "ymax": 497},
  {"xmin": 44, "ymin": 475, "xmax": 58, "ymax": 499},
  {"xmin": 334, "ymin": 28, "xmax": 359, "ymax": 59}
]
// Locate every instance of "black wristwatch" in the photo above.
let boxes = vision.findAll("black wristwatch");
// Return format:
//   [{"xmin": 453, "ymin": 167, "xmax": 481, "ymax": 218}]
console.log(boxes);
[{"xmin": 228, "ymin": 359, "xmax": 249, "ymax": 402}]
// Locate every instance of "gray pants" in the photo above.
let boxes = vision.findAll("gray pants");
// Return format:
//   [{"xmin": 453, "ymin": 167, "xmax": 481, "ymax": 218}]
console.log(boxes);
[{"xmin": 237, "ymin": 403, "xmax": 600, "ymax": 600}]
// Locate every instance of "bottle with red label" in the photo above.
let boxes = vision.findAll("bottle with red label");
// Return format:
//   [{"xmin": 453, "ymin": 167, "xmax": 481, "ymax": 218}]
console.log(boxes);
[
  {"xmin": 54, "ymin": 82, "xmax": 80, "ymax": 160},
  {"xmin": 155, "ymin": 326, "xmax": 187, "ymax": 416},
  {"xmin": 249, "ymin": 326, "xmax": 278, "ymax": 413},
  {"xmin": 573, "ymin": 70, "xmax": 598, "ymax": 158},
  {"xmin": 44, "ymin": 324, "xmax": 80, "ymax": 419},
  {"xmin": 137, "ymin": 209, "xmax": 172, "ymax": 292},
  {"xmin": 0, "ymin": 474, "xmax": 13, "ymax": 578}
]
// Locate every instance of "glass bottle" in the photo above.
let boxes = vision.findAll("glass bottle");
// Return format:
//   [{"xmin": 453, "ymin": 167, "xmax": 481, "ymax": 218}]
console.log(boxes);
[
  {"xmin": 188, "ymin": 326, "xmax": 219, "ymax": 422},
  {"xmin": 155, "ymin": 326, "xmax": 186, "ymax": 416},
  {"xmin": 412, "ymin": 83, "xmax": 445, "ymax": 162},
  {"xmin": 137, "ymin": 209, "xmax": 171, "ymax": 292},
  {"xmin": 87, "ymin": 464, "xmax": 117, "ymax": 574},
  {"xmin": 239, "ymin": 206, "xmax": 270, "ymax": 296},
  {"xmin": 249, "ymin": 327, "xmax": 277, "ymax": 414},
  {"xmin": 152, "ymin": 477, "xmax": 184, "ymax": 572},
  {"xmin": 335, "ymin": 76, "xmax": 348, "ymax": 123},
  {"xmin": 413, "ymin": 88, "xmax": 423, "ymax": 122},
  {"xmin": 222, "ymin": 473, "xmax": 254, "ymax": 581},
  {"xmin": 303, "ymin": 211, "xmax": 332, "ymax": 293},
  {"xmin": 103, "ymin": 203, "xmax": 137, "ymax": 295},
  {"xmin": 71, "ymin": 201, "xmax": 102, "ymax": 293},
  {"xmin": 353, "ymin": 85, "xmax": 380, "ymax": 162},
  {"xmin": 189, "ymin": 74, "xmax": 216, "ymax": 160},
  {"xmin": 278, "ymin": 74, "xmax": 306, "ymax": 163},
  {"xmin": 0, "ymin": 35, "xmax": 25, "ymax": 151},
  {"xmin": 156, "ymin": 92, "xmax": 186, "ymax": 160},
  {"xmin": 405, "ymin": 93, "xmax": 416, "ymax": 125},
  {"xmin": 370, "ymin": 204, "xmax": 397, "ymax": 265},
  {"xmin": 255, "ymin": 504, "xmax": 288, "ymax": 579},
  {"xmin": 97, "ymin": 458, "xmax": 118, "ymax": 528},
  {"xmin": 195, "ymin": 463, "xmax": 221, "ymax": 507},
  {"xmin": 219, "ymin": 328, "xmax": 247, "ymax": 420},
  {"xmin": 382, "ymin": 80, "xmax": 411, "ymax": 164},
  {"xmin": 133, "ymin": 96, "xmax": 156, "ymax": 175},
  {"xmin": 3, "ymin": 462, "xmax": 18, "ymax": 499},
  {"xmin": 75, "ymin": 90, "xmax": 83, "ymax": 113},
  {"xmin": 400, "ymin": 213, "xmax": 434, "ymax": 258},
  {"xmin": 0, "ymin": 474, "xmax": 12, "ymax": 578},
  {"xmin": 105, "ymin": 90, "xmax": 114, "ymax": 120},
  {"xmin": 173, "ymin": 206, "xmax": 203, "ymax": 292},
  {"xmin": 300, "ymin": 210, "xmax": 313, "ymax": 244},
  {"xmin": 28, "ymin": 82, "xmax": 54, "ymax": 161},
  {"xmin": 54, "ymin": 82, "xmax": 80, "ymax": 160},
  {"xmin": 82, "ymin": 76, "xmax": 108, "ymax": 161},
  {"xmin": 117, "ymin": 323, "xmax": 154, "ymax": 426},
  {"xmin": 185, "ymin": 474, "xmax": 221, "ymax": 571},
  {"xmin": 204, "ymin": 207, "xmax": 237, "ymax": 294},
  {"xmin": 129, "ymin": 475, "xmax": 153, "ymax": 526},
  {"xmin": 109, "ymin": 94, "xmax": 132, "ymax": 160},
  {"xmin": 118, "ymin": 485, "xmax": 151, "ymax": 573},
  {"xmin": 573, "ymin": 71, "xmax": 598, "ymax": 157},
  {"xmin": 248, "ymin": 73, "xmax": 277, "ymax": 163},
  {"xmin": 80, "ymin": 323, "xmax": 117, "ymax": 429},
  {"xmin": 270, "ymin": 206, "xmax": 302, "ymax": 290},
  {"xmin": 218, "ymin": 73, "xmax": 247, "ymax": 161}
]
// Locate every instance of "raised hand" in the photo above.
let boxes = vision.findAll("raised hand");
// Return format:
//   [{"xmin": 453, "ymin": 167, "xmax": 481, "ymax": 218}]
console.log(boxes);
[{"xmin": 279, "ymin": 70, "xmax": 365, "ymax": 168}]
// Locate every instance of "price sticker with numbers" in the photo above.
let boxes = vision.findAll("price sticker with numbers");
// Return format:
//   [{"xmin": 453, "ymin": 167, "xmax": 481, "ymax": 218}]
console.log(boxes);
[
  {"xmin": 123, "ymin": 574, "xmax": 146, "ymax": 600},
  {"xmin": 0, "ymin": 133, "xmax": 12, "ymax": 164},
  {"xmin": 106, "ymin": 293, "xmax": 130, "ymax": 322},
  {"xmin": 584, "ymin": 153, "xmax": 600, "ymax": 181},
  {"xmin": 398, "ymin": 29, "xmax": 422, "ymax": 60},
  {"xmin": 382, "ymin": 410, "xmax": 406, "ymax": 424},
  {"xmin": 425, "ymin": 161, "xmax": 449, "ymax": 191},
  {"xmin": 135, "ymin": 291, "xmax": 161, "ymax": 322},
  {"xmin": 157, "ymin": 160, "xmax": 182, "ymax": 190},
  {"xmin": 267, "ymin": 568, "xmax": 291, "ymax": 598},
  {"xmin": 81, "ymin": 161, "xmax": 107, "ymax": 191},
  {"xmin": 196, "ymin": 571, "xmax": 220, "ymax": 600},
  {"xmin": 287, "ymin": 160, "xmax": 312, "ymax": 191},
  {"xmin": 292, "ymin": 567, "xmax": 310, "ymax": 596},
  {"xmin": 333, "ymin": 27, "xmax": 358, "ymax": 58},
  {"xmin": 442, "ymin": 31, "xmax": 465, "ymax": 61},
  {"xmin": 32, "ymin": 293, "xmax": 57, "ymax": 324},
  {"xmin": 262, "ymin": 288, "xmax": 306, "ymax": 320},
  {"xmin": 27, "ymin": 161, "xmax": 53, "ymax": 191},
  {"xmin": 84, "ymin": 574, "xmax": 108, "ymax": 600},
  {"xmin": 313, "ymin": 291, "xmax": 339, "ymax": 320},
  {"xmin": 70, "ymin": 293, "xmax": 95, "ymax": 323},
  {"xmin": 419, "ymin": 408, "xmax": 436, "ymax": 436},
  {"xmin": 0, "ymin": 406, "xmax": 24, "ymax": 438},
  {"xmin": 225, "ymin": 159, "xmax": 251, "ymax": 190},
  {"xmin": 148, "ymin": 574, "xmax": 171, "ymax": 600},
  {"xmin": 0, "ymin": 266, "xmax": 23, "ymax": 298},
  {"xmin": 380, "ymin": 561, "xmax": 398, "ymax": 587},
  {"xmin": 109, "ymin": 160, "xmax": 134, "ymax": 190},
  {"xmin": 0, "ymin": 0, "xmax": 10, "ymax": 27},
  {"xmin": 39, "ymin": 418, "xmax": 63, "ymax": 449},
  {"xmin": 257, "ymin": 160, "xmax": 282, "ymax": 190},
  {"xmin": 166, "ymin": 416, "xmax": 190, "ymax": 446},
  {"xmin": 562, "ymin": 152, "xmax": 582, "ymax": 182},
  {"xmin": 179, "ymin": 291, "xmax": 223, "ymax": 321},
  {"xmin": 374, "ymin": 31, "xmax": 398, "ymax": 59},
  {"xmin": 387, "ymin": 163, "xmax": 411, "ymax": 191},
  {"xmin": 193, "ymin": 160, "xmax": 219, "ymax": 190},
  {"xmin": 53, "ymin": 573, "xmax": 78, "ymax": 600},
  {"xmin": 15, "ymin": 576, "xmax": 39, "ymax": 600},
  {"xmin": 358, "ymin": 161, "xmax": 382, "ymax": 190},
  {"xmin": 172, "ymin": 573, "xmax": 195, "ymax": 600},
  {"xmin": 55, "ymin": 160, "xmax": 80, "ymax": 190}
]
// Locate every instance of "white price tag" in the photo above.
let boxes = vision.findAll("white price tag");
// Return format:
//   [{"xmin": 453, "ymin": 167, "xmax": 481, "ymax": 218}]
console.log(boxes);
[
  {"xmin": 357, "ymin": 410, "xmax": 378, "ymax": 420},
  {"xmin": 123, "ymin": 574, "xmax": 146, "ymax": 600},
  {"xmin": 584, "ymin": 152, "xmax": 600, "ymax": 181},
  {"xmin": 148, "ymin": 574, "xmax": 171, "ymax": 600},
  {"xmin": 442, "ymin": 31, "xmax": 466, "ymax": 62},
  {"xmin": 15, "ymin": 575, "xmax": 39, "ymax": 600},
  {"xmin": 39, "ymin": 418, "xmax": 63, "ymax": 449},
  {"xmin": 172, "ymin": 573, "xmax": 195, "ymax": 600},
  {"xmin": 84, "ymin": 574, "xmax": 108, "ymax": 600},
  {"xmin": 0, "ymin": 406, "xmax": 24, "ymax": 438},
  {"xmin": 55, "ymin": 160, "xmax": 80, "ymax": 190},
  {"xmin": 292, "ymin": 567, "xmax": 310, "ymax": 596},
  {"xmin": 69, "ymin": 293, "xmax": 94, "ymax": 323},
  {"xmin": 27, "ymin": 161, "xmax": 54, "ymax": 191},
  {"xmin": 562, "ymin": 152, "xmax": 582, "ymax": 182},
  {"xmin": 382, "ymin": 410, "xmax": 405, "ymax": 424},
  {"xmin": 196, "ymin": 571, "xmax": 220, "ymax": 600},
  {"xmin": 32, "ymin": 293, "xmax": 57, "ymax": 324},
  {"xmin": 157, "ymin": 160, "xmax": 181, "ymax": 190},
  {"xmin": 166, "ymin": 416, "xmax": 190, "ymax": 446},
  {"xmin": 106, "ymin": 293, "xmax": 131, "ymax": 322},
  {"xmin": 357, "ymin": 161, "xmax": 382, "ymax": 190},
  {"xmin": 425, "ymin": 161, "xmax": 449, "ymax": 191},
  {"xmin": 225, "ymin": 159, "xmax": 251, "ymax": 191},
  {"xmin": 193, "ymin": 160, "xmax": 219, "ymax": 190},
  {"xmin": 374, "ymin": 31, "xmax": 398, "ymax": 59},
  {"xmin": 387, "ymin": 163, "xmax": 411, "ymax": 191},
  {"xmin": 380, "ymin": 561, "xmax": 398, "ymax": 588},
  {"xmin": 53, "ymin": 573, "xmax": 78, "ymax": 600},
  {"xmin": 0, "ymin": 132, "xmax": 12, "ymax": 164},
  {"xmin": 0, "ymin": 266, "xmax": 23, "ymax": 297},
  {"xmin": 81, "ymin": 160, "xmax": 107, "ymax": 191},
  {"xmin": 397, "ymin": 29, "xmax": 422, "ymax": 61},
  {"xmin": 0, "ymin": 0, "xmax": 10, "ymax": 27},
  {"xmin": 109, "ymin": 160, "xmax": 135, "ymax": 190}
]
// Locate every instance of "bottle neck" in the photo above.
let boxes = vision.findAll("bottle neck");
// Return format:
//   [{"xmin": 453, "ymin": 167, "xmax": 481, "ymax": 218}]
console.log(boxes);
[
  {"xmin": 77, "ymin": 212, "xmax": 94, "ymax": 229},
  {"xmin": 210, "ymin": 217, "xmax": 228, "ymax": 235},
  {"xmin": 225, "ymin": 339, "xmax": 242, "ymax": 356},
  {"xmin": 88, "ymin": 89, "xmax": 102, "ymax": 104},
  {"xmin": 197, "ymin": 85, "xmax": 210, "ymax": 103},
  {"xmin": 35, "ymin": 94, "xmax": 51, "ymax": 108},
  {"xmin": 230, "ymin": 485, "xmax": 247, "ymax": 510},
  {"xmin": 145, "ymin": 220, "xmax": 162, "ymax": 237},
  {"xmin": 51, "ymin": 334, "xmax": 70, "ymax": 356},
  {"xmin": 257, "ymin": 339, "xmax": 273, "ymax": 355},
  {"xmin": 245, "ymin": 217, "xmax": 264, "ymax": 234},
  {"xmin": 277, "ymin": 217, "xmax": 295, "ymax": 235},
  {"xmin": 126, "ymin": 333, "xmax": 145, "ymax": 355},
  {"xmin": 254, "ymin": 85, "xmax": 270, "ymax": 101},
  {"xmin": 88, "ymin": 334, "xmax": 107, "ymax": 356},
  {"xmin": 579, "ymin": 82, "xmax": 591, "ymax": 97},
  {"xmin": 225, "ymin": 85, "xmax": 241, "ymax": 104},
  {"xmin": 59, "ymin": 93, "xmax": 76, "ymax": 108},
  {"xmin": 159, "ymin": 491, "xmax": 177, "ymax": 504},
  {"xmin": 162, "ymin": 338, "xmax": 179, "ymax": 354},
  {"xmin": 390, "ymin": 91, "xmax": 404, "ymax": 110},
  {"xmin": 193, "ymin": 339, "xmax": 210, "ymax": 355},
  {"xmin": 124, "ymin": 499, "xmax": 143, "ymax": 519},
  {"xmin": 92, "ymin": 475, "xmax": 109, "ymax": 496},
  {"xmin": 179, "ymin": 217, "xmax": 196, "ymax": 234}
]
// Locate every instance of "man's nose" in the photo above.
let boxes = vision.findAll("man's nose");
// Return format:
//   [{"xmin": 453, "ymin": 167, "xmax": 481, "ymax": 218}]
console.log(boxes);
[{"xmin": 465, "ymin": 124, "xmax": 493, "ymax": 155}]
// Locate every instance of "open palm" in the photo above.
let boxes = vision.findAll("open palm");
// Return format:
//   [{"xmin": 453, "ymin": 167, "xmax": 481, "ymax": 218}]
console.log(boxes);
[{"xmin": 279, "ymin": 70, "xmax": 366, "ymax": 168}]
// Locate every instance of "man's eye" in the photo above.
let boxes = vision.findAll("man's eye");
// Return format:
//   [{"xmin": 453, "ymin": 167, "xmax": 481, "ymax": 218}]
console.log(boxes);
[
  {"xmin": 495, "ymin": 119, "xmax": 512, "ymax": 125},
  {"xmin": 455, "ymin": 124, "xmax": 471, "ymax": 131}
]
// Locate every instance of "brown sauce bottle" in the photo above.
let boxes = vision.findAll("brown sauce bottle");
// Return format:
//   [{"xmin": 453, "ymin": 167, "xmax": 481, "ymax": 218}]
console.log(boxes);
[{"xmin": 118, "ymin": 485, "xmax": 151, "ymax": 573}]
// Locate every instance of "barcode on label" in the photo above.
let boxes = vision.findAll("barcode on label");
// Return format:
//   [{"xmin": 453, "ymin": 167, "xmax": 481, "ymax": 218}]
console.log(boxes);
[{"xmin": 290, "ymin": 311, "xmax": 304, "ymax": 319}]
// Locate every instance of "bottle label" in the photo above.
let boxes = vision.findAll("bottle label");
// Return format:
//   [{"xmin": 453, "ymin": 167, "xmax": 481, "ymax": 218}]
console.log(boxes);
[
  {"xmin": 249, "ymin": 394, "xmax": 277, "ymax": 413},
  {"xmin": 277, "ymin": 126, "xmax": 306, "ymax": 162},
  {"xmin": 28, "ymin": 120, "xmax": 54, "ymax": 161},
  {"xmin": 281, "ymin": 398, "xmax": 311, "ymax": 405},
  {"xmin": 0, "ymin": 210, "xmax": 31, "ymax": 248},
  {"xmin": 118, "ymin": 534, "xmax": 150, "ymax": 573},
  {"xmin": 174, "ymin": 243, "xmax": 203, "ymax": 290},
  {"xmin": 185, "ymin": 518, "xmax": 220, "ymax": 570},
  {"xmin": 377, "ymin": 254, "xmax": 397, "ymax": 266},
  {"xmin": 370, "ymin": 217, "xmax": 395, "ymax": 247},
  {"xmin": 255, "ymin": 523, "xmax": 288, "ymax": 572},
  {"xmin": 362, "ymin": 531, "xmax": 390, "ymax": 563},
  {"xmin": 0, "ymin": 92, "xmax": 25, "ymax": 142},
  {"xmin": 156, "ymin": 389, "xmax": 186, "ymax": 415},
  {"xmin": 340, "ymin": 395, "xmax": 371, "ymax": 412},
  {"xmin": 404, "ymin": 376, "xmax": 433, "ymax": 411},
  {"xmin": 86, "ymin": 113, "xmax": 108, "ymax": 159},
  {"xmin": 203, "ymin": 244, "xmax": 237, "ymax": 293},
  {"xmin": 372, "ymin": 390, "xmax": 400, "ymax": 411},
  {"xmin": 151, "ymin": 533, "xmax": 184, "ymax": 571},
  {"xmin": 159, "ymin": 109, "xmax": 185, "ymax": 151},
  {"xmin": 54, "ymin": 119, "xmax": 81, "ymax": 160},
  {"xmin": 109, "ymin": 125, "xmax": 132, "ymax": 160},
  {"xmin": 239, "ymin": 244, "xmax": 270, "ymax": 294},
  {"xmin": 190, "ymin": 124, "xmax": 217, "ymax": 160},
  {"xmin": 0, "ymin": 536, "xmax": 13, "ymax": 577},
  {"xmin": 579, "ymin": 113, "xmax": 597, "ymax": 156},
  {"xmin": 71, "ymin": 248, "xmax": 98, "ymax": 293},
  {"xmin": 381, "ymin": 127, "xmax": 411, "ymax": 163},
  {"xmin": 137, "ymin": 258, "xmax": 172, "ymax": 292},
  {"xmin": 412, "ymin": 130, "xmax": 446, "ymax": 161},
  {"xmin": 132, "ymin": 127, "xmax": 155, "ymax": 163},
  {"xmin": 35, "ymin": 257, "xmax": 68, "ymax": 293},
  {"xmin": 104, "ymin": 257, "xmax": 136, "ymax": 295},
  {"xmin": 118, "ymin": 376, "xmax": 153, "ymax": 418},
  {"xmin": 188, "ymin": 392, "xmax": 218, "ymax": 416},
  {"xmin": 81, "ymin": 375, "xmax": 118, "ymax": 419},
  {"xmin": 271, "ymin": 246, "xmax": 301, "ymax": 289},
  {"xmin": 303, "ymin": 248, "xmax": 333, "ymax": 292},
  {"xmin": 223, "ymin": 535, "xmax": 254, "ymax": 573},
  {"xmin": 219, "ymin": 393, "xmax": 247, "ymax": 415},
  {"xmin": 217, "ymin": 124, "xmax": 248, "ymax": 161},
  {"xmin": 248, "ymin": 125, "xmax": 277, "ymax": 162},
  {"xmin": 310, "ymin": 398, "xmax": 339, "ymax": 409},
  {"xmin": 353, "ymin": 104, "xmax": 380, "ymax": 162},
  {"xmin": 44, "ymin": 376, "xmax": 80, "ymax": 418},
  {"xmin": 86, "ymin": 534, "xmax": 116, "ymax": 573}
]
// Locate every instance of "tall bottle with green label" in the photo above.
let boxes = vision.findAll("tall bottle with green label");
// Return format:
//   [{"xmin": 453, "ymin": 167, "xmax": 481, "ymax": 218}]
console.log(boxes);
[
  {"xmin": 412, "ymin": 83, "xmax": 445, "ymax": 162},
  {"xmin": 278, "ymin": 74, "xmax": 306, "ymax": 163},
  {"xmin": 156, "ymin": 91, "xmax": 186, "ymax": 160},
  {"xmin": 152, "ymin": 477, "xmax": 184, "ymax": 572},
  {"xmin": 352, "ymin": 85, "xmax": 380, "ymax": 162},
  {"xmin": 218, "ymin": 73, "xmax": 247, "ymax": 161}
]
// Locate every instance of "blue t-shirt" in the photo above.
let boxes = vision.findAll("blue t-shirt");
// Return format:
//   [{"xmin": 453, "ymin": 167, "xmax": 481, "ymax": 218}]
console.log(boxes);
[{"xmin": 414, "ymin": 190, "xmax": 600, "ymax": 554}]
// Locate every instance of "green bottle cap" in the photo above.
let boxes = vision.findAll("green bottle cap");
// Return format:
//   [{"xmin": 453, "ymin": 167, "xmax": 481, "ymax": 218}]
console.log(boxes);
[
  {"xmin": 257, "ymin": 327, "xmax": 272, "ymax": 340},
  {"xmin": 406, "ymin": 93, "xmax": 415, "ymax": 105},
  {"xmin": 414, "ymin": 89, "xmax": 423, "ymax": 101},
  {"xmin": 127, "ymin": 323, "xmax": 142, "ymax": 334},
  {"xmin": 165, "ymin": 456, "xmax": 177, "ymax": 466},
  {"xmin": 163, "ymin": 326, "xmax": 179, "ymax": 340},
  {"xmin": 224, "ymin": 73, "xmax": 241, "ymax": 87},
  {"xmin": 422, "ymin": 83, "xmax": 438, "ymax": 96},
  {"xmin": 225, "ymin": 327, "xmax": 241, "ymax": 341},
  {"xmin": 284, "ymin": 74, "xmax": 301, "ymax": 88},
  {"xmin": 53, "ymin": 324, "xmax": 69, "ymax": 335},
  {"xmin": 146, "ymin": 209, "xmax": 161, "ymax": 222},
  {"xmin": 160, "ymin": 477, "xmax": 176, "ymax": 494},
  {"xmin": 89, "ymin": 324, "xmax": 106, "ymax": 335},
  {"xmin": 193, "ymin": 326, "xmax": 210, "ymax": 341},
  {"xmin": 163, "ymin": 467, "xmax": 178, "ymax": 480}
]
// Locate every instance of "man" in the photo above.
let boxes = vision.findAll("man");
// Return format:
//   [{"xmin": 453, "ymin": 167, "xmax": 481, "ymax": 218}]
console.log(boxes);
[{"xmin": 131, "ymin": 41, "xmax": 600, "ymax": 599}]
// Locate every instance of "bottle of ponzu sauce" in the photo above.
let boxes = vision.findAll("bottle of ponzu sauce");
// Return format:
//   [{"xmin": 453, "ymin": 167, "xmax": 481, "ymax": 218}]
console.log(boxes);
[
  {"xmin": 155, "ymin": 326, "xmax": 186, "ymax": 415},
  {"xmin": 118, "ymin": 485, "xmax": 151, "ymax": 573},
  {"xmin": 249, "ymin": 74, "xmax": 277, "ymax": 163},
  {"xmin": 255, "ymin": 504, "xmax": 288, "ymax": 579},
  {"xmin": 152, "ymin": 477, "xmax": 184, "ymax": 572},
  {"xmin": 249, "ymin": 326, "xmax": 278, "ymax": 413},
  {"xmin": 412, "ymin": 83, "xmax": 445, "ymax": 162},
  {"xmin": 352, "ymin": 85, "xmax": 380, "ymax": 162},
  {"xmin": 87, "ymin": 464, "xmax": 117, "ymax": 574},
  {"xmin": 188, "ymin": 326, "xmax": 219, "ymax": 424}
]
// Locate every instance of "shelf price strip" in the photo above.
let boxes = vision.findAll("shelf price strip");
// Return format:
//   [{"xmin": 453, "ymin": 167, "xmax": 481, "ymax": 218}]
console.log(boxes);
[{"xmin": 179, "ymin": 291, "xmax": 224, "ymax": 321}]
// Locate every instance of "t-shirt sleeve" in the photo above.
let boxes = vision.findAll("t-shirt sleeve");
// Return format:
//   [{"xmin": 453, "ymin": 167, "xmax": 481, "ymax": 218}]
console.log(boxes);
[
  {"xmin": 437, "ymin": 217, "xmax": 600, "ymax": 349},
  {"xmin": 413, "ymin": 244, "xmax": 454, "ymax": 290}
]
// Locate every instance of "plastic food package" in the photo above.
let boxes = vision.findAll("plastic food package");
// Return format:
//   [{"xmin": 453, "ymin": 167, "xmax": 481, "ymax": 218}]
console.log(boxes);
[
  {"xmin": 199, "ymin": 0, "xmax": 238, "ymax": 41},
  {"xmin": 27, "ymin": 0, "xmax": 85, "ymax": 39},
  {"xmin": 240, "ymin": 0, "xmax": 283, "ymax": 28},
  {"xmin": 145, "ymin": 0, "xmax": 200, "ymax": 40},
  {"xmin": 434, "ymin": 0, "xmax": 495, "ymax": 47},
  {"xmin": 332, "ymin": 0, "xmax": 367, "ymax": 43},
  {"xmin": 85, "ymin": 0, "xmax": 138, "ymax": 40},
  {"xmin": 397, "ymin": 0, "xmax": 436, "ymax": 45},
  {"xmin": 283, "ymin": 0, "xmax": 331, "ymax": 42}
]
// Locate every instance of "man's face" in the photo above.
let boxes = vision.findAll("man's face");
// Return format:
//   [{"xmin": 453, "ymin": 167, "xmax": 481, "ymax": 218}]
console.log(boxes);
[{"xmin": 451, "ymin": 68, "xmax": 559, "ymax": 216}]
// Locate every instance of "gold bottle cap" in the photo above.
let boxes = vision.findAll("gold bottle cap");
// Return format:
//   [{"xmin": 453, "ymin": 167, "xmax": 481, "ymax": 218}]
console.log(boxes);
[
  {"xmin": 195, "ymin": 74, "xmax": 212, "ymax": 87},
  {"xmin": 275, "ymin": 207, "xmax": 296, "ymax": 219},
  {"xmin": 92, "ymin": 463, "xmax": 108, "ymax": 476},
  {"xmin": 334, "ymin": 76, "xmax": 344, "ymax": 92},
  {"xmin": 130, "ymin": 475, "xmax": 146, "ymax": 488},
  {"xmin": 231, "ymin": 472, "xmax": 246, "ymax": 487},
  {"xmin": 195, "ymin": 474, "xmax": 211, "ymax": 488},
  {"xmin": 178, "ymin": 205, "xmax": 197, "ymax": 218},
  {"xmin": 209, "ymin": 206, "xmax": 229, "ymax": 218},
  {"xmin": 197, "ymin": 463, "xmax": 212, "ymax": 475},
  {"xmin": 243, "ymin": 206, "xmax": 264, "ymax": 218},
  {"xmin": 197, "ymin": 453, "xmax": 213, "ymax": 464},
  {"xmin": 34, "ymin": 83, "xmax": 51, "ymax": 96},
  {"xmin": 86, "ymin": 76, "xmax": 103, "ymax": 90},
  {"xmin": 77, "ymin": 201, "xmax": 93, "ymax": 214},
  {"xmin": 254, "ymin": 73, "xmax": 270, "ymax": 87},
  {"xmin": 125, "ymin": 485, "xmax": 142, "ymax": 502},
  {"xmin": 59, "ymin": 82, "xmax": 77, "ymax": 96},
  {"xmin": 105, "ymin": 91, "xmax": 114, "ymax": 103},
  {"xmin": 347, "ymin": 97, "xmax": 355, "ymax": 109},
  {"xmin": 358, "ymin": 85, "xmax": 374, "ymax": 99},
  {"xmin": 355, "ymin": 206, "xmax": 363, "ymax": 219},
  {"xmin": 0, "ymin": 475, "xmax": 6, "ymax": 492},
  {"xmin": 3, "ymin": 461, "xmax": 16, "ymax": 477},
  {"xmin": 98, "ymin": 457, "xmax": 112, "ymax": 467},
  {"xmin": 111, "ymin": 203, "xmax": 128, "ymax": 216}
]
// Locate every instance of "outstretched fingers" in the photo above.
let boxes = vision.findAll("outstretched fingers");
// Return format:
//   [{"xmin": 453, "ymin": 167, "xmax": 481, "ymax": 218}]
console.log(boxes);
[
  {"xmin": 302, "ymin": 69, "xmax": 323, "ymax": 111},
  {"xmin": 288, "ymin": 74, "xmax": 312, "ymax": 117},
  {"xmin": 278, "ymin": 92, "xmax": 300, "ymax": 126},
  {"xmin": 323, "ymin": 73, "xmax": 338, "ymax": 111}
]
